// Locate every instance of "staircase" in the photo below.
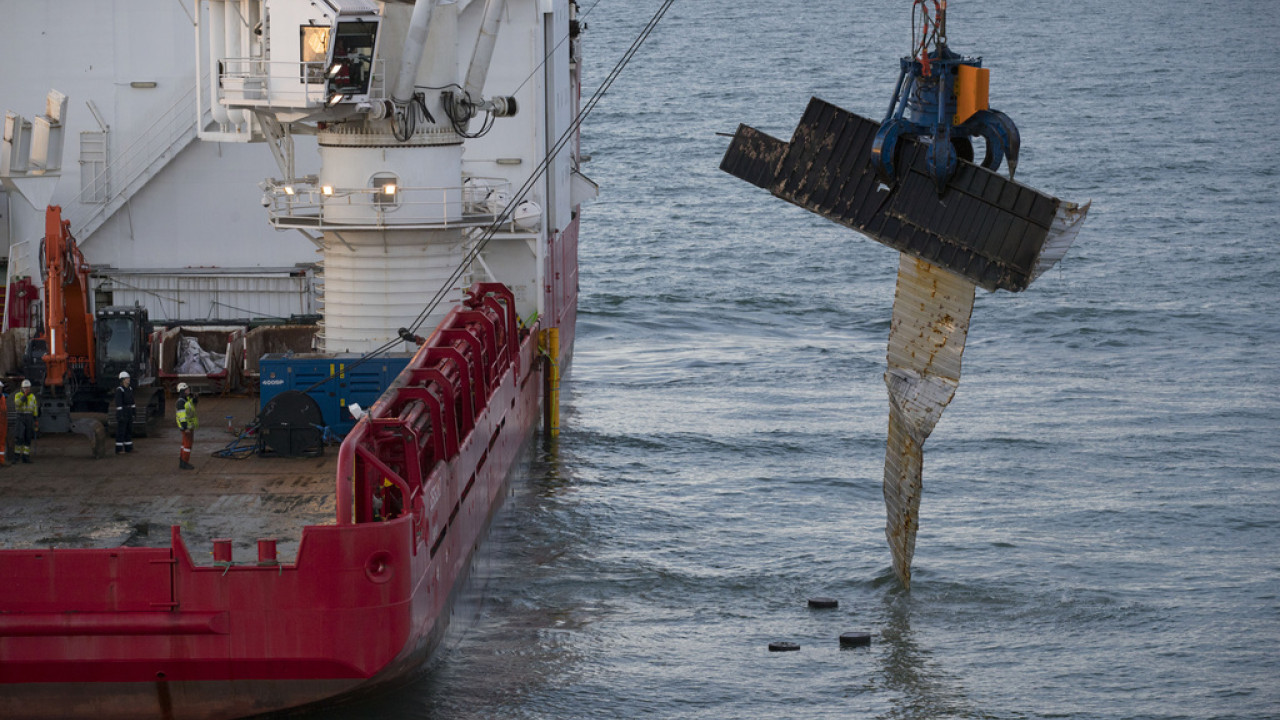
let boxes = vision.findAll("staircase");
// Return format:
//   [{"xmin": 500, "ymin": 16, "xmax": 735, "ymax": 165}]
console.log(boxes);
[{"xmin": 65, "ymin": 81, "xmax": 208, "ymax": 243}]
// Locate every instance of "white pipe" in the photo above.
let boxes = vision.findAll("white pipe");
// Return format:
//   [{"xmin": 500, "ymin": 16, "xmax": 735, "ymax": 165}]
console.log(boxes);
[
  {"xmin": 392, "ymin": 0, "xmax": 438, "ymax": 104},
  {"xmin": 463, "ymin": 0, "xmax": 505, "ymax": 103},
  {"xmin": 224, "ymin": 0, "xmax": 246, "ymax": 131},
  {"xmin": 207, "ymin": 0, "xmax": 230, "ymax": 129}
]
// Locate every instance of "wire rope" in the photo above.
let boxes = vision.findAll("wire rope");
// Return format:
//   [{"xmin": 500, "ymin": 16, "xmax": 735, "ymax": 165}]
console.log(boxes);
[{"xmin": 406, "ymin": 0, "xmax": 678, "ymax": 336}]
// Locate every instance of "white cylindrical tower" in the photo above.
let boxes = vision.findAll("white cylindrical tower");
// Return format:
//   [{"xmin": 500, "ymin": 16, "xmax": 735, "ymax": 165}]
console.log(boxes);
[
  {"xmin": 309, "ymin": 2, "xmax": 472, "ymax": 354},
  {"xmin": 319, "ymin": 228, "xmax": 466, "ymax": 352},
  {"xmin": 316, "ymin": 135, "xmax": 463, "ymax": 226}
]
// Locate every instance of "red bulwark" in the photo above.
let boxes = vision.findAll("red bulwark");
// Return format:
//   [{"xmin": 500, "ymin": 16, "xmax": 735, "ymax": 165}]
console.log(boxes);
[{"xmin": 0, "ymin": 283, "xmax": 548, "ymax": 720}]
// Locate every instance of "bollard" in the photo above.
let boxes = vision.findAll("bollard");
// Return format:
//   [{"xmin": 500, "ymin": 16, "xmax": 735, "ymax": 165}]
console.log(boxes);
[
  {"xmin": 257, "ymin": 538, "xmax": 278, "ymax": 566},
  {"xmin": 212, "ymin": 538, "xmax": 233, "ymax": 565}
]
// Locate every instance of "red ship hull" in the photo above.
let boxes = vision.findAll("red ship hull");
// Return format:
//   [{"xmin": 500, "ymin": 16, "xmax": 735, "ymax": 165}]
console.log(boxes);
[{"xmin": 0, "ymin": 235, "xmax": 579, "ymax": 718}]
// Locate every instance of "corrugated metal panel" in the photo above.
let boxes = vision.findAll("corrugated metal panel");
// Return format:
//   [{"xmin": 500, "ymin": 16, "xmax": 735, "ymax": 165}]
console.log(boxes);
[
  {"xmin": 1030, "ymin": 200, "xmax": 1091, "ymax": 283},
  {"xmin": 882, "ymin": 256, "xmax": 975, "ymax": 589},
  {"xmin": 98, "ymin": 271, "xmax": 316, "ymax": 322},
  {"xmin": 719, "ymin": 124, "xmax": 787, "ymax": 191},
  {"xmin": 719, "ymin": 97, "xmax": 1089, "ymax": 292}
]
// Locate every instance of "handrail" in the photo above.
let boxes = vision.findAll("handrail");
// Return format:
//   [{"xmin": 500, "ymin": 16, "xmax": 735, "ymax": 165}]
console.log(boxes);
[
  {"xmin": 218, "ymin": 57, "xmax": 387, "ymax": 108},
  {"xmin": 334, "ymin": 284, "xmax": 519, "ymax": 528},
  {"xmin": 65, "ymin": 80, "xmax": 204, "ymax": 242},
  {"xmin": 263, "ymin": 177, "xmax": 528, "ymax": 230}
]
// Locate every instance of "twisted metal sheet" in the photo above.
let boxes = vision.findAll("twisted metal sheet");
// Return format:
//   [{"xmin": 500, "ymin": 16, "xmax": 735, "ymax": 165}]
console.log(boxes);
[{"xmin": 883, "ymin": 256, "xmax": 975, "ymax": 589}]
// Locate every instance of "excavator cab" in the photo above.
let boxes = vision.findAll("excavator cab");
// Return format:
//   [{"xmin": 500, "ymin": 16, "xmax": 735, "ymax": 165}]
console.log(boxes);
[{"xmin": 94, "ymin": 305, "xmax": 153, "ymax": 393}]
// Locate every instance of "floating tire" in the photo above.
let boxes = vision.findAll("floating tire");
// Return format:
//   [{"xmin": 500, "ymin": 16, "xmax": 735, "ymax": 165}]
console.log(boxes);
[
  {"xmin": 768, "ymin": 641, "xmax": 801, "ymax": 652},
  {"xmin": 839, "ymin": 632, "xmax": 872, "ymax": 648},
  {"xmin": 808, "ymin": 597, "xmax": 838, "ymax": 609}
]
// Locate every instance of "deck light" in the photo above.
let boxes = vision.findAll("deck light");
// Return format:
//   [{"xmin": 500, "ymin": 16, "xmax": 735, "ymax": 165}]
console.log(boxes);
[{"xmin": 322, "ymin": 185, "xmax": 334, "ymax": 196}]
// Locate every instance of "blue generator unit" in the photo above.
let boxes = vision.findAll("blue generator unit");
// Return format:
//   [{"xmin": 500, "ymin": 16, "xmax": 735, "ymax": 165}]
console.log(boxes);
[{"xmin": 258, "ymin": 353, "xmax": 414, "ymax": 438}]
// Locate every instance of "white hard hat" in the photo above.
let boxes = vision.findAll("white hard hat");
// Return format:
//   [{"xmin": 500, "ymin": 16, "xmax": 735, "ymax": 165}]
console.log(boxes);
[
  {"xmin": 119, "ymin": 371, "xmax": 130, "ymax": 380},
  {"xmin": 21, "ymin": 379, "xmax": 31, "ymax": 388},
  {"xmin": 177, "ymin": 382, "xmax": 189, "ymax": 393}
]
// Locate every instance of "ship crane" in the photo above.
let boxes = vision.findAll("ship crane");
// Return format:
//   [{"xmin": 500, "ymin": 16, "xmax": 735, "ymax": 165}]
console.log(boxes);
[
  {"xmin": 722, "ymin": 1, "xmax": 1090, "ymax": 589},
  {"xmin": 198, "ymin": 0, "xmax": 540, "ymax": 357}
]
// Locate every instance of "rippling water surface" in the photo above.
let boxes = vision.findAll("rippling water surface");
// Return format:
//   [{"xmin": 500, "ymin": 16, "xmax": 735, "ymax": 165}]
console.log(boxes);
[{"xmin": 314, "ymin": 1, "xmax": 1280, "ymax": 717}]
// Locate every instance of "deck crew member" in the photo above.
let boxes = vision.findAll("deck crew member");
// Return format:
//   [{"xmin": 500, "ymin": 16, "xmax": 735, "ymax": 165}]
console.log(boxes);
[
  {"xmin": 14, "ymin": 380, "xmax": 38, "ymax": 464},
  {"xmin": 176, "ymin": 382, "xmax": 197, "ymax": 470},
  {"xmin": 114, "ymin": 371, "xmax": 136, "ymax": 454},
  {"xmin": 0, "ymin": 381, "xmax": 7, "ymax": 466}
]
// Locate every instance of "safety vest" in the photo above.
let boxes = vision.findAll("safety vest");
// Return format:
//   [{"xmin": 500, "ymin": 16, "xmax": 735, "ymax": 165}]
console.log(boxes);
[
  {"xmin": 175, "ymin": 396, "xmax": 198, "ymax": 429},
  {"xmin": 14, "ymin": 391, "xmax": 37, "ymax": 417}
]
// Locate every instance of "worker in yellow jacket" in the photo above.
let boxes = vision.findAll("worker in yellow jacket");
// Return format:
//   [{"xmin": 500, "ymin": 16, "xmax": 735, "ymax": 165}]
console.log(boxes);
[
  {"xmin": 14, "ymin": 380, "xmax": 38, "ymax": 464},
  {"xmin": 175, "ymin": 382, "xmax": 197, "ymax": 470}
]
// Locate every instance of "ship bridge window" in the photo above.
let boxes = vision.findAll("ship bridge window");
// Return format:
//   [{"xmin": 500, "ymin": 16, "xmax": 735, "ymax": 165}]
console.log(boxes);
[
  {"xmin": 372, "ymin": 174, "xmax": 399, "ymax": 208},
  {"xmin": 300, "ymin": 25, "xmax": 331, "ymax": 84},
  {"xmin": 328, "ymin": 20, "xmax": 378, "ymax": 96}
]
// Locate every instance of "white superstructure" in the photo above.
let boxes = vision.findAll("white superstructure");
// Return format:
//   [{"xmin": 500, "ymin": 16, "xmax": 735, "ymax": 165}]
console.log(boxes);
[
  {"xmin": 195, "ymin": 0, "xmax": 588, "ymax": 353},
  {"xmin": 0, "ymin": 0, "xmax": 319, "ymax": 323},
  {"xmin": 1, "ymin": 0, "xmax": 592, "ymax": 343}
]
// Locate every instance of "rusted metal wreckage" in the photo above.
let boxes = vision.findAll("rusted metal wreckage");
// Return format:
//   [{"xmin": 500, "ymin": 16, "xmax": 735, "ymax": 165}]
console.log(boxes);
[{"xmin": 720, "ymin": 98, "xmax": 1088, "ymax": 588}]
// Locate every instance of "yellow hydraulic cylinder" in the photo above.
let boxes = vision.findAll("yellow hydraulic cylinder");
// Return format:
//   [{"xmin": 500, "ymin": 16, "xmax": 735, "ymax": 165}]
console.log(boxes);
[
  {"xmin": 541, "ymin": 328, "xmax": 560, "ymax": 438},
  {"xmin": 954, "ymin": 65, "xmax": 989, "ymax": 124}
]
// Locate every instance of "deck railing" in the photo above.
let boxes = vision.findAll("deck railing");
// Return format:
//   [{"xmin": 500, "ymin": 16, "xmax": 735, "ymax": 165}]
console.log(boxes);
[{"xmin": 335, "ymin": 284, "xmax": 521, "ymax": 557}]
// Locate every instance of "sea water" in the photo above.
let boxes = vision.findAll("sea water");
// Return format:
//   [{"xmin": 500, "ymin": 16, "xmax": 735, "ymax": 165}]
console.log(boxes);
[{"xmin": 311, "ymin": 1, "xmax": 1280, "ymax": 717}]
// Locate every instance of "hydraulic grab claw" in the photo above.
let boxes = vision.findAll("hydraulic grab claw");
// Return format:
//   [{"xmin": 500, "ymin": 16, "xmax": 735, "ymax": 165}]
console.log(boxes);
[{"xmin": 869, "ymin": 1, "xmax": 1020, "ymax": 194}]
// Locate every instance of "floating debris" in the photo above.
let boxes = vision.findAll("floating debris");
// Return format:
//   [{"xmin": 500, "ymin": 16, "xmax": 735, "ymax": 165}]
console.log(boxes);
[{"xmin": 840, "ymin": 632, "xmax": 872, "ymax": 648}]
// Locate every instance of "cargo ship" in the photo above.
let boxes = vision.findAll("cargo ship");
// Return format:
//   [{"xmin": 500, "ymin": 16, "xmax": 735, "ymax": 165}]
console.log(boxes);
[{"xmin": 0, "ymin": 0, "xmax": 591, "ymax": 717}]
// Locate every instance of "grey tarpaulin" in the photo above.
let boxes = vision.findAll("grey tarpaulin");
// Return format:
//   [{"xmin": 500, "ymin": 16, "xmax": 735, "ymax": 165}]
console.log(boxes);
[{"xmin": 175, "ymin": 336, "xmax": 227, "ymax": 375}]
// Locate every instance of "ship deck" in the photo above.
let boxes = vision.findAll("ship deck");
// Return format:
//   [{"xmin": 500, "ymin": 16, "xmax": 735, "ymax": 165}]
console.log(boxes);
[{"xmin": 0, "ymin": 396, "xmax": 337, "ymax": 564}]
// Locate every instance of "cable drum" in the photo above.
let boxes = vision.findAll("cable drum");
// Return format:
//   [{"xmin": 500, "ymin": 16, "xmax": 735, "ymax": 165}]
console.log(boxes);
[{"xmin": 259, "ymin": 390, "xmax": 325, "ymax": 458}]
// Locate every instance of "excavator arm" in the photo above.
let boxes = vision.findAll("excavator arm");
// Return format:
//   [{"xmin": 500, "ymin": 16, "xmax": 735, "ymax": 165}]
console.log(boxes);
[{"xmin": 37, "ymin": 205, "xmax": 95, "ymax": 389}]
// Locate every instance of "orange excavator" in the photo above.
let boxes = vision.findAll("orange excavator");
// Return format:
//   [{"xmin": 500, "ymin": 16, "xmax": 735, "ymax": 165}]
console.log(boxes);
[{"xmin": 20, "ymin": 206, "xmax": 164, "ymax": 437}]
